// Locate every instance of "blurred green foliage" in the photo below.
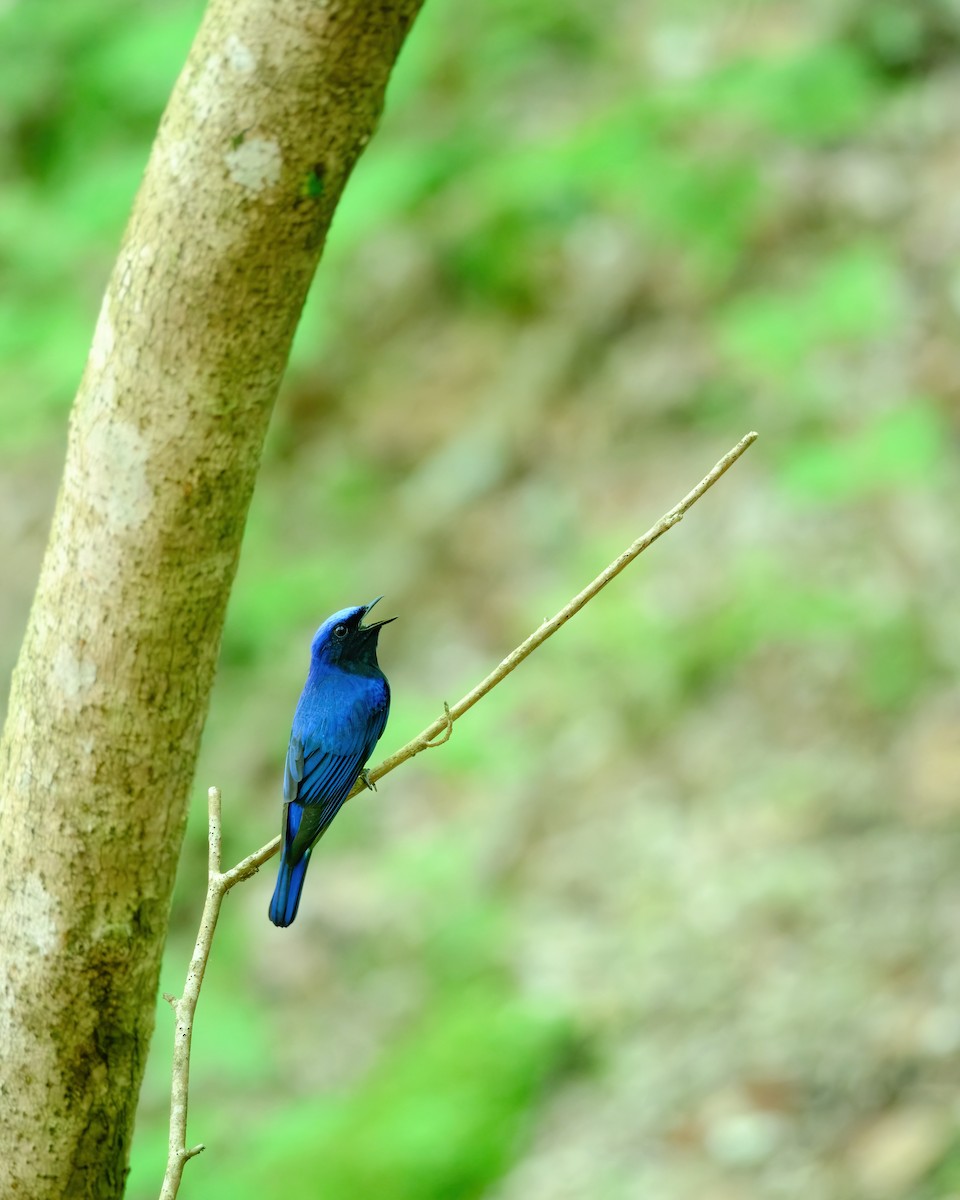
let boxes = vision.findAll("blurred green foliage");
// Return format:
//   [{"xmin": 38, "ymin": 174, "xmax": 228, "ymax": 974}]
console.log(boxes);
[
  {"xmin": 4, "ymin": 0, "xmax": 960, "ymax": 1198},
  {"xmin": 0, "ymin": 0, "xmax": 203, "ymax": 446},
  {"xmin": 171, "ymin": 986, "xmax": 570, "ymax": 1200},
  {"xmin": 717, "ymin": 244, "xmax": 900, "ymax": 380},
  {"xmin": 779, "ymin": 405, "xmax": 947, "ymax": 502}
]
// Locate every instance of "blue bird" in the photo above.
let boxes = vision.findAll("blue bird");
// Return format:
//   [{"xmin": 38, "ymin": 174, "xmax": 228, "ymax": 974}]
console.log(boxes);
[{"xmin": 269, "ymin": 599, "xmax": 394, "ymax": 927}]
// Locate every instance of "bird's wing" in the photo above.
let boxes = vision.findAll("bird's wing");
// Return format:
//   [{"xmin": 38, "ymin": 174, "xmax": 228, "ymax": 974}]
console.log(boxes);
[
  {"xmin": 283, "ymin": 684, "xmax": 390, "ymax": 863},
  {"xmin": 283, "ymin": 734, "xmax": 305, "ymax": 803},
  {"xmin": 284, "ymin": 678, "xmax": 388, "ymax": 802},
  {"xmin": 285, "ymin": 742, "xmax": 384, "ymax": 865},
  {"xmin": 297, "ymin": 694, "xmax": 389, "ymax": 814}
]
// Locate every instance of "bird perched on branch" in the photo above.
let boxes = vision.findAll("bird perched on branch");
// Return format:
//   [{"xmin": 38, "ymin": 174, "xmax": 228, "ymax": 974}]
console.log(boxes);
[{"xmin": 269, "ymin": 599, "xmax": 394, "ymax": 927}]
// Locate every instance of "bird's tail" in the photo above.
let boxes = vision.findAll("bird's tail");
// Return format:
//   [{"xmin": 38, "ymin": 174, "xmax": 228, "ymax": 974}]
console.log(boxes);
[{"xmin": 269, "ymin": 846, "xmax": 312, "ymax": 928}]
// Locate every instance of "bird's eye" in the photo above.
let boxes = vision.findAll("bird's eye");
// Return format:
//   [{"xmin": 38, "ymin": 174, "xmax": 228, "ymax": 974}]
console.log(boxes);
[{"xmin": 333, "ymin": 623, "xmax": 348, "ymax": 638}]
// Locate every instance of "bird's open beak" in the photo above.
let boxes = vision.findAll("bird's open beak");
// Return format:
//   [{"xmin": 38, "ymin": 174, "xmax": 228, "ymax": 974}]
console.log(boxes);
[{"xmin": 361, "ymin": 596, "xmax": 397, "ymax": 630}]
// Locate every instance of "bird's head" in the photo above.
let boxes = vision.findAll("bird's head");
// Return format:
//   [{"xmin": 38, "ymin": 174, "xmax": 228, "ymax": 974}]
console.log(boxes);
[{"xmin": 310, "ymin": 598, "xmax": 396, "ymax": 672}]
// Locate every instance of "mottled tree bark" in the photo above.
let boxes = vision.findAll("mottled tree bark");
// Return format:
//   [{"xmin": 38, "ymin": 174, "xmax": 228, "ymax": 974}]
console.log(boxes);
[{"xmin": 0, "ymin": 1, "xmax": 423, "ymax": 1196}]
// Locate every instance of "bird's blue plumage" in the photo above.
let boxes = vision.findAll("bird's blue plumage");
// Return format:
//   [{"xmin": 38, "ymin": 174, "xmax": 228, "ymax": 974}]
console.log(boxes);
[{"xmin": 269, "ymin": 601, "xmax": 393, "ymax": 928}]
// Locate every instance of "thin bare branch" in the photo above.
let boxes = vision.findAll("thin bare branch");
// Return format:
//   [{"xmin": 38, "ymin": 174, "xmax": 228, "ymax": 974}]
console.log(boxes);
[
  {"xmin": 159, "ymin": 786, "xmax": 228, "ymax": 1200},
  {"xmin": 221, "ymin": 428, "xmax": 760, "ymax": 882},
  {"xmin": 367, "ymin": 429, "xmax": 759, "ymax": 781},
  {"xmin": 162, "ymin": 431, "xmax": 758, "ymax": 1195},
  {"xmin": 422, "ymin": 701, "xmax": 453, "ymax": 748}
]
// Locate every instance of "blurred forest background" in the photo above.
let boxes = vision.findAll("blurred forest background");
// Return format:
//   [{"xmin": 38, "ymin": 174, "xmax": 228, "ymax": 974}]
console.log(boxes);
[{"xmin": 3, "ymin": 0, "xmax": 960, "ymax": 1197}]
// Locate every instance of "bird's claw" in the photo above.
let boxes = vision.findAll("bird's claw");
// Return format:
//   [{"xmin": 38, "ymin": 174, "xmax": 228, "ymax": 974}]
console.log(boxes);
[{"xmin": 359, "ymin": 769, "xmax": 377, "ymax": 792}]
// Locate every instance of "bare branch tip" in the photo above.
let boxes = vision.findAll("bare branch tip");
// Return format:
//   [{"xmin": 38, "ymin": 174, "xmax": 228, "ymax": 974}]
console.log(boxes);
[
  {"xmin": 183, "ymin": 1144, "xmax": 205, "ymax": 1161},
  {"xmin": 162, "ymin": 992, "xmax": 178, "ymax": 1012}
]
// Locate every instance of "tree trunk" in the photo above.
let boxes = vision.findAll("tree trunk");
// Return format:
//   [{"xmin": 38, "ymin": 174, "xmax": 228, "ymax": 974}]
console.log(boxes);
[{"xmin": 0, "ymin": 1, "xmax": 423, "ymax": 1195}]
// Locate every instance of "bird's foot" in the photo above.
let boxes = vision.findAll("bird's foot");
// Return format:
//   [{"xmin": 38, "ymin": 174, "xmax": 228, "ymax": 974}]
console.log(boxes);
[{"xmin": 359, "ymin": 769, "xmax": 377, "ymax": 792}]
